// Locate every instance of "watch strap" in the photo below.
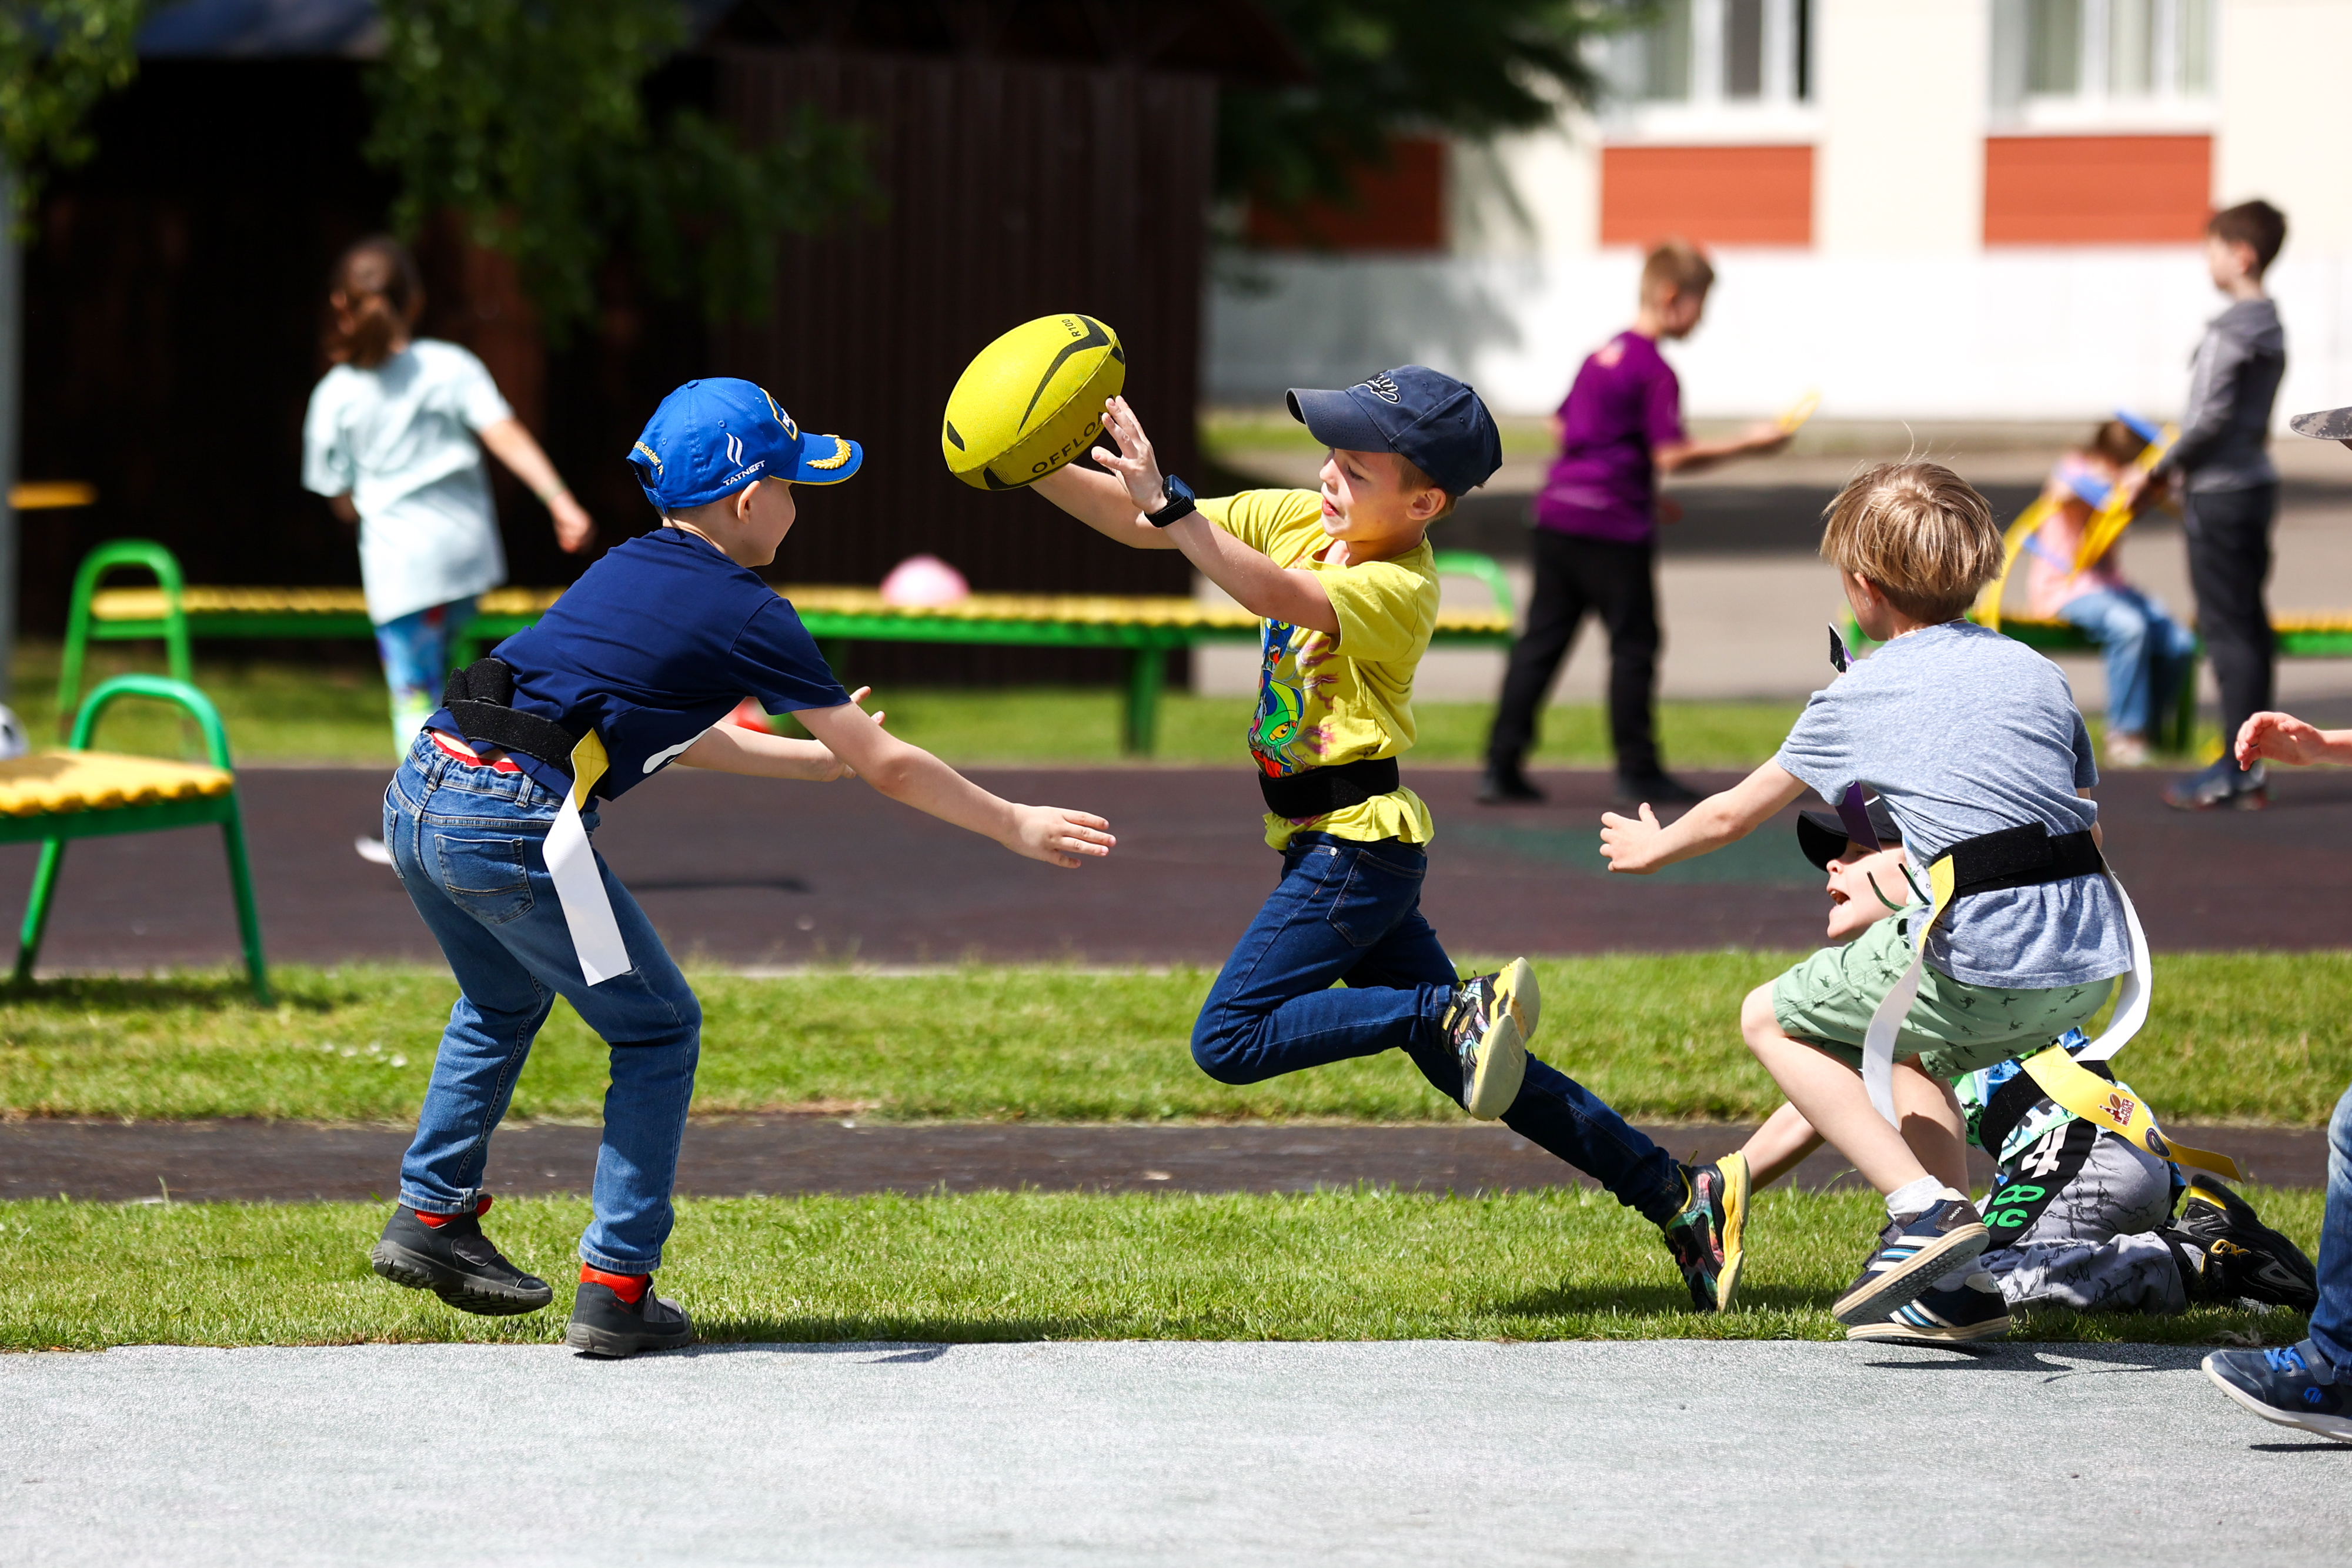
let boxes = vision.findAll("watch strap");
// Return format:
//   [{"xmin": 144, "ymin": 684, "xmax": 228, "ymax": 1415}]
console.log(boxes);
[{"xmin": 1146, "ymin": 474, "xmax": 1198, "ymax": 527}]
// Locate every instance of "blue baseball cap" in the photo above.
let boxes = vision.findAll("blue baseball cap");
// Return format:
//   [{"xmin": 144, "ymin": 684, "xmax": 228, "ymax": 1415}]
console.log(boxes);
[
  {"xmin": 1285, "ymin": 365, "xmax": 1502, "ymax": 498},
  {"xmin": 627, "ymin": 377, "xmax": 864, "ymax": 511}
]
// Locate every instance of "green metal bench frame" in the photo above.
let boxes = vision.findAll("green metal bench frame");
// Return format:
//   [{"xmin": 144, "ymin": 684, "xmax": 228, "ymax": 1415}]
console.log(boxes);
[
  {"xmin": 58, "ymin": 541, "xmax": 1518, "ymax": 757},
  {"xmin": 2, "ymin": 674, "xmax": 270, "ymax": 1003}
]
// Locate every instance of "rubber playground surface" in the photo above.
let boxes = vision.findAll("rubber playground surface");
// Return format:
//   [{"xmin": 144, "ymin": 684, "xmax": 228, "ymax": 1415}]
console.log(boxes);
[
  {"xmin": 10, "ymin": 763, "xmax": 2352, "ymax": 972},
  {"xmin": 8, "ymin": 1340, "xmax": 2348, "ymax": 1566}
]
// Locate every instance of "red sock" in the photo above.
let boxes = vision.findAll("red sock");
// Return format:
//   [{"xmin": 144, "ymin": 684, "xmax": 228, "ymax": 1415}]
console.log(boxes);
[
  {"xmin": 413, "ymin": 1196, "xmax": 492, "ymax": 1229},
  {"xmin": 582, "ymin": 1265, "xmax": 649, "ymax": 1303}
]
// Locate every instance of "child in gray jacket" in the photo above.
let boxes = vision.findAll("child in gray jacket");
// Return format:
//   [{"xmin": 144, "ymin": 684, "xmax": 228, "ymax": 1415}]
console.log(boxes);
[{"xmin": 2159, "ymin": 199, "xmax": 2289, "ymax": 811}]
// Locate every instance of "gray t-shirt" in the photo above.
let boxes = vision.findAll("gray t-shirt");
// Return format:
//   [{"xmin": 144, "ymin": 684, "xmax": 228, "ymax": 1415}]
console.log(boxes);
[{"xmin": 1775, "ymin": 621, "xmax": 2130, "ymax": 989}]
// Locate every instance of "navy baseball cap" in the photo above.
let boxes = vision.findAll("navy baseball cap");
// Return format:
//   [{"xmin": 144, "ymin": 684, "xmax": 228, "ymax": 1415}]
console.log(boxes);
[
  {"xmin": 1285, "ymin": 365, "xmax": 1503, "ymax": 498},
  {"xmin": 627, "ymin": 377, "xmax": 864, "ymax": 511}
]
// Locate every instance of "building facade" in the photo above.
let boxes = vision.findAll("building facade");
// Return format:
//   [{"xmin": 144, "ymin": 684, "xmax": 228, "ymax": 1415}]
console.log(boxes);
[{"xmin": 1209, "ymin": 0, "xmax": 2352, "ymax": 424}]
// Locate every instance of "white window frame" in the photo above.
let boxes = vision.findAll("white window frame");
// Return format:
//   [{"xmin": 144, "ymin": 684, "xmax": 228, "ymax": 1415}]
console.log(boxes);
[
  {"xmin": 1598, "ymin": 0, "xmax": 1822, "ymax": 146},
  {"xmin": 1990, "ymin": 0, "xmax": 2219, "ymax": 134}
]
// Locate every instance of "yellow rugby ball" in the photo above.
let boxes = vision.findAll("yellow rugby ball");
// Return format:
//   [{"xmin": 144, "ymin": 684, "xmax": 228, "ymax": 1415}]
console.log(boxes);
[{"xmin": 942, "ymin": 313, "xmax": 1125, "ymax": 490}]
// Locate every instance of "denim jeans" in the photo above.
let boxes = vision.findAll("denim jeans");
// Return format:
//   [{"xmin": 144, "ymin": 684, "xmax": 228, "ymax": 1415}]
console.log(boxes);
[
  {"xmin": 2059, "ymin": 586, "xmax": 2197, "ymax": 737},
  {"xmin": 2306, "ymin": 1084, "xmax": 2352, "ymax": 1375},
  {"xmin": 383, "ymin": 733, "xmax": 701, "ymax": 1273},
  {"xmin": 1192, "ymin": 833, "xmax": 1683, "ymax": 1222}
]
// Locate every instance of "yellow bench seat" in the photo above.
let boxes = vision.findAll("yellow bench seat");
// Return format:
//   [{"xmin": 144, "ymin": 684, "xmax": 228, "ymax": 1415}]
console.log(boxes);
[{"xmin": 0, "ymin": 751, "xmax": 235, "ymax": 818}]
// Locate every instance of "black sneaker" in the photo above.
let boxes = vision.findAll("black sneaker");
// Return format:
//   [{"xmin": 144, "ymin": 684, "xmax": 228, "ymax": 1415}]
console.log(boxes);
[
  {"xmin": 1615, "ymin": 770, "xmax": 1702, "ymax": 805},
  {"xmin": 1476, "ymin": 764, "xmax": 1545, "ymax": 804},
  {"xmin": 1661, "ymin": 1154, "xmax": 1748, "ymax": 1312},
  {"xmin": 1846, "ymin": 1270, "xmax": 2012, "ymax": 1343},
  {"xmin": 2162, "ymin": 758, "xmax": 2268, "ymax": 811},
  {"xmin": 1439, "ymin": 958, "xmax": 1536, "ymax": 1120},
  {"xmin": 2163, "ymin": 1175, "xmax": 2318, "ymax": 1310},
  {"xmin": 566, "ymin": 1272, "xmax": 695, "ymax": 1359},
  {"xmin": 1832, "ymin": 1198, "xmax": 1989, "ymax": 1326},
  {"xmin": 2204, "ymin": 1342, "xmax": 2352, "ymax": 1443},
  {"xmin": 370, "ymin": 1196, "xmax": 553, "ymax": 1316}
]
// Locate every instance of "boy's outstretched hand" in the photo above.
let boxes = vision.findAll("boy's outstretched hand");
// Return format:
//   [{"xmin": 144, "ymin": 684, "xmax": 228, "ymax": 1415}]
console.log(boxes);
[
  {"xmin": 1599, "ymin": 803, "xmax": 1667, "ymax": 874},
  {"xmin": 1093, "ymin": 396, "xmax": 1171, "ymax": 515},
  {"xmin": 2237, "ymin": 710, "xmax": 2349, "ymax": 768},
  {"xmin": 1008, "ymin": 806, "xmax": 1116, "ymax": 868}
]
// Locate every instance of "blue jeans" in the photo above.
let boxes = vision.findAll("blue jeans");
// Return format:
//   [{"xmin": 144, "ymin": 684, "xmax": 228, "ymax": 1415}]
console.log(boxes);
[
  {"xmin": 2307, "ymin": 1084, "xmax": 2352, "ymax": 1375},
  {"xmin": 2060, "ymin": 587, "xmax": 2196, "ymax": 737},
  {"xmin": 1192, "ymin": 834, "xmax": 1684, "ymax": 1222},
  {"xmin": 375, "ymin": 597, "xmax": 479, "ymax": 755},
  {"xmin": 383, "ymin": 733, "xmax": 701, "ymax": 1273}
]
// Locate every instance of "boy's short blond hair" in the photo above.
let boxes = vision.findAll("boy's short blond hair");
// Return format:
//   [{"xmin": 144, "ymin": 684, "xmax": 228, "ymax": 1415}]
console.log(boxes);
[
  {"xmin": 1396, "ymin": 453, "xmax": 1458, "ymax": 519},
  {"xmin": 1639, "ymin": 239, "xmax": 1715, "ymax": 305},
  {"xmin": 1819, "ymin": 462, "xmax": 2002, "ymax": 623}
]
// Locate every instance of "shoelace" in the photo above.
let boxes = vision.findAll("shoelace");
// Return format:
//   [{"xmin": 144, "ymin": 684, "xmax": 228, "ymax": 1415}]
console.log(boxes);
[{"xmin": 2266, "ymin": 1346, "xmax": 2307, "ymax": 1375}]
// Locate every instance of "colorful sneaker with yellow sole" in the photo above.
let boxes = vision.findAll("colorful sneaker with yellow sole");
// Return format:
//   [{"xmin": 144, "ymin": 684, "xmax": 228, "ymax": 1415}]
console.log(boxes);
[{"xmin": 1443, "ymin": 958, "xmax": 1537, "ymax": 1121}]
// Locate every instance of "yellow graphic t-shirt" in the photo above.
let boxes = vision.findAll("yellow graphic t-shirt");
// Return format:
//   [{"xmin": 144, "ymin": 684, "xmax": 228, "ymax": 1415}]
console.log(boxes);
[{"xmin": 1196, "ymin": 489, "xmax": 1439, "ymax": 851}]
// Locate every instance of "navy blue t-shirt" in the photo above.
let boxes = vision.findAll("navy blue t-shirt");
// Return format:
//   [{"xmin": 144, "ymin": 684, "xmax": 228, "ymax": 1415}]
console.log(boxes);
[{"xmin": 426, "ymin": 527, "xmax": 850, "ymax": 803}]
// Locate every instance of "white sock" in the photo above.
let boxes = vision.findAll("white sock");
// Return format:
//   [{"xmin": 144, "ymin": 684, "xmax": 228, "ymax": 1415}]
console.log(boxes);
[
  {"xmin": 1932, "ymin": 1268, "xmax": 1972, "ymax": 1292},
  {"xmin": 1885, "ymin": 1176, "xmax": 1943, "ymax": 1217}
]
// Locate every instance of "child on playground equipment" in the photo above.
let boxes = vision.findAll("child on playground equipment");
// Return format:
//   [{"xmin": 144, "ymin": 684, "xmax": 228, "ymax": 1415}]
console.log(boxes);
[
  {"xmin": 2022, "ymin": 417, "xmax": 2197, "ymax": 769},
  {"xmin": 303, "ymin": 237, "xmax": 597, "ymax": 757},
  {"xmin": 368, "ymin": 377, "xmax": 1114, "ymax": 1357},
  {"xmin": 1601, "ymin": 461, "xmax": 2139, "ymax": 1331},
  {"xmin": 1729, "ymin": 797, "xmax": 2314, "ymax": 1342},
  {"xmin": 1028, "ymin": 369, "xmax": 1748, "ymax": 1312}
]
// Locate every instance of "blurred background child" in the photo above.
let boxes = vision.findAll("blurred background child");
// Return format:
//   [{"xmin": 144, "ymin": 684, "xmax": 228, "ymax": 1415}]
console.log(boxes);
[
  {"xmin": 1480, "ymin": 239, "xmax": 1790, "ymax": 807},
  {"xmin": 2153, "ymin": 200, "xmax": 2290, "ymax": 811},
  {"xmin": 303, "ymin": 237, "xmax": 597, "ymax": 793},
  {"xmin": 2022, "ymin": 417, "xmax": 2196, "ymax": 768}
]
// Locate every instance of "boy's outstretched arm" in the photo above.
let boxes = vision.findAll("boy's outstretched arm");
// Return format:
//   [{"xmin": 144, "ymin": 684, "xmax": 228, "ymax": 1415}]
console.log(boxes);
[
  {"xmin": 1034, "ymin": 398, "xmax": 1339, "ymax": 633},
  {"xmin": 675, "ymin": 687, "xmax": 887, "ymax": 781},
  {"xmin": 1600, "ymin": 760, "xmax": 1808, "ymax": 873},
  {"xmin": 2238, "ymin": 710, "xmax": 2352, "ymax": 768},
  {"xmin": 795, "ymin": 701, "xmax": 1114, "ymax": 868}
]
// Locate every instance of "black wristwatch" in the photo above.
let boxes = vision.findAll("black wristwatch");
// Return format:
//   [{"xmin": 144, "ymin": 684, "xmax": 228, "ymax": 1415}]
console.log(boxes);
[{"xmin": 1145, "ymin": 473, "xmax": 1198, "ymax": 527}]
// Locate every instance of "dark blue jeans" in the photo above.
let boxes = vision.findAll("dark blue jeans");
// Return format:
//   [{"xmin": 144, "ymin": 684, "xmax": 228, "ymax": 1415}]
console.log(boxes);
[
  {"xmin": 2306, "ymin": 1083, "xmax": 2352, "ymax": 1375},
  {"xmin": 1192, "ymin": 834, "xmax": 1683, "ymax": 1222},
  {"xmin": 384, "ymin": 734, "xmax": 702, "ymax": 1274}
]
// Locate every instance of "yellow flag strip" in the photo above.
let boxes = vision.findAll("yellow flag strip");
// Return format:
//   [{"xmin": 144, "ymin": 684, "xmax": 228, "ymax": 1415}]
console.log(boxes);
[
  {"xmin": 2018, "ymin": 1045, "xmax": 2240, "ymax": 1180},
  {"xmin": 1860, "ymin": 857, "xmax": 2151, "ymax": 1129},
  {"xmin": 542, "ymin": 730, "xmax": 630, "ymax": 986},
  {"xmin": 1776, "ymin": 389, "xmax": 1822, "ymax": 433}
]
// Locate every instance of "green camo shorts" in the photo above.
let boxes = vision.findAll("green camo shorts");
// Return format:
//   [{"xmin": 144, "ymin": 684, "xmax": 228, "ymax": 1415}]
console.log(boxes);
[{"xmin": 1770, "ymin": 913, "xmax": 2119, "ymax": 1082}]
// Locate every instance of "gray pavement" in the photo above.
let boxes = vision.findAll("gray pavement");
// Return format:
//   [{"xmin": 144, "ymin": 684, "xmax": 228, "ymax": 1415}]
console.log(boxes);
[{"xmin": 6, "ymin": 1340, "xmax": 2346, "ymax": 1566}]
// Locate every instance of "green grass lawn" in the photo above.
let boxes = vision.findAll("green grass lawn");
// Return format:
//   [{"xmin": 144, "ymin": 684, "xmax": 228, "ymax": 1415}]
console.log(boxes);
[
  {"xmin": 2, "ymin": 953, "xmax": 2345, "ymax": 1125},
  {"xmin": 0, "ymin": 1186, "xmax": 2317, "ymax": 1350}
]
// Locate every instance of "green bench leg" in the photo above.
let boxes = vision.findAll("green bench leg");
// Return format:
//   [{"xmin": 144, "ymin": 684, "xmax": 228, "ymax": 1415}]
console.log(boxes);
[
  {"xmin": 219, "ymin": 797, "xmax": 272, "ymax": 1006},
  {"xmin": 11, "ymin": 838, "xmax": 66, "ymax": 986},
  {"xmin": 1124, "ymin": 647, "xmax": 1167, "ymax": 757}
]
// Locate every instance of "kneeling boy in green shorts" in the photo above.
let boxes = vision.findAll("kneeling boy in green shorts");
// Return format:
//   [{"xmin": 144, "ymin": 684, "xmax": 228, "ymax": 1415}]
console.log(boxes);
[{"xmin": 1601, "ymin": 461, "xmax": 2137, "ymax": 1328}]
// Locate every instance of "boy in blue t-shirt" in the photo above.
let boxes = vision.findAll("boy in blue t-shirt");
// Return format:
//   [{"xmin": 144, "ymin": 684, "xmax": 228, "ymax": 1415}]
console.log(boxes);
[{"xmin": 369, "ymin": 378, "xmax": 1115, "ymax": 1356}]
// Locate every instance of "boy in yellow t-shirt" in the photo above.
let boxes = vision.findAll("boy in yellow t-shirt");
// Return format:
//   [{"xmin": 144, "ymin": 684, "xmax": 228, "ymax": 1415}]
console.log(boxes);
[{"xmin": 1031, "ymin": 366, "xmax": 1744, "ymax": 1312}]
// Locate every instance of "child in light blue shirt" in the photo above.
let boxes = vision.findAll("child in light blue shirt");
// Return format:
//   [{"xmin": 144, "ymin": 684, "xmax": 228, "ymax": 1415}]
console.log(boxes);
[{"xmin": 302, "ymin": 237, "xmax": 596, "ymax": 753}]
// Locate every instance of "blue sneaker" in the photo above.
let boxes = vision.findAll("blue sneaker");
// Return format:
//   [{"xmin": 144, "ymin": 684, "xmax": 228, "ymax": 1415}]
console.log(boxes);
[
  {"xmin": 2204, "ymin": 1342, "xmax": 2352, "ymax": 1443},
  {"xmin": 1832, "ymin": 1198, "xmax": 1989, "ymax": 1326},
  {"xmin": 1846, "ymin": 1270, "xmax": 2012, "ymax": 1343}
]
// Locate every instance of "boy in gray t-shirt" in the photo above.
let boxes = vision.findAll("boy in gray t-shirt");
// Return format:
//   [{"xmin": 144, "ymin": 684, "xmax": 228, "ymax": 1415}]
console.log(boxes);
[{"xmin": 1601, "ymin": 462, "xmax": 2134, "ymax": 1334}]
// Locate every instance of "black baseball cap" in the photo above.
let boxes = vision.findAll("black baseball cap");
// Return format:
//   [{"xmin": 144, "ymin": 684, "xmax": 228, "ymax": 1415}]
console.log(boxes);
[
  {"xmin": 1796, "ymin": 795, "xmax": 1902, "ymax": 871},
  {"xmin": 1285, "ymin": 365, "xmax": 1504, "ymax": 498}
]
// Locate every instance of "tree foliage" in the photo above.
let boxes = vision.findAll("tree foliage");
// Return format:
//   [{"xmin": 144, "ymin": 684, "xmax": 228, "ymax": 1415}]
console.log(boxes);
[
  {"xmin": 1224, "ymin": 0, "xmax": 1643, "ymax": 220},
  {"xmin": 0, "ymin": 0, "xmax": 145, "ymax": 225},
  {"xmin": 366, "ymin": 0, "xmax": 878, "ymax": 339}
]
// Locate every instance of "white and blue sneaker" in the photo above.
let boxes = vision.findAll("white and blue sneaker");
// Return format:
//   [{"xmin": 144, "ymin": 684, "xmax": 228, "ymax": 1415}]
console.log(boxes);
[
  {"xmin": 2204, "ymin": 1342, "xmax": 2352, "ymax": 1443},
  {"xmin": 1846, "ymin": 1270, "xmax": 2011, "ymax": 1343},
  {"xmin": 1832, "ymin": 1198, "xmax": 1990, "ymax": 1326}
]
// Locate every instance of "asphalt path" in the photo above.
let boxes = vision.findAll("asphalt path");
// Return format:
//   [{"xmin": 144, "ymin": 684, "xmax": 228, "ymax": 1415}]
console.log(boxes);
[
  {"xmin": 5, "ymin": 1116, "xmax": 2336, "ymax": 1203},
  {"xmin": 6, "ymin": 1341, "xmax": 2346, "ymax": 1566},
  {"xmin": 8, "ymin": 764, "xmax": 2352, "ymax": 972}
]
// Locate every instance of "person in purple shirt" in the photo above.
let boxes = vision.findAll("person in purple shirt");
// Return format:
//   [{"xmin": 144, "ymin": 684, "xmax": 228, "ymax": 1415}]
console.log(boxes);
[{"xmin": 1482, "ymin": 240, "xmax": 1792, "ymax": 805}]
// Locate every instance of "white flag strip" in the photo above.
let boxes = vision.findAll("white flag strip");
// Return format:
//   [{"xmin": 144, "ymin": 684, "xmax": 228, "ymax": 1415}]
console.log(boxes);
[
  {"xmin": 546, "ymin": 731, "xmax": 630, "ymax": 986},
  {"xmin": 1860, "ymin": 861, "xmax": 2150, "ymax": 1127}
]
